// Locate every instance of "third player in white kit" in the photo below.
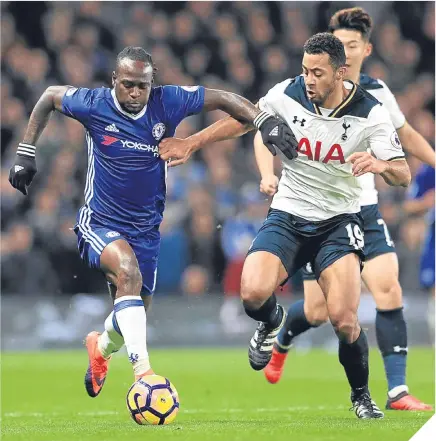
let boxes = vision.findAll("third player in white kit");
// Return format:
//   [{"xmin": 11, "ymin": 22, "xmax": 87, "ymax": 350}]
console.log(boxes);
[{"xmin": 265, "ymin": 7, "xmax": 434, "ymax": 412}]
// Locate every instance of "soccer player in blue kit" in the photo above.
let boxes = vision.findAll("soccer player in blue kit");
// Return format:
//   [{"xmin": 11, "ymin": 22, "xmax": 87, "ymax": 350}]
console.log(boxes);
[
  {"xmin": 404, "ymin": 165, "xmax": 435, "ymax": 294},
  {"xmin": 8, "ymin": 46, "xmax": 298, "ymax": 398}
]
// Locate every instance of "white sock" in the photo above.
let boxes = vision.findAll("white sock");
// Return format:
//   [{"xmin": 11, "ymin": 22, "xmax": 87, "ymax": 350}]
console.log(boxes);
[
  {"xmin": 97, "ymin": 311, "xmax": 125, "ymax": 359},
  {"xmin": 388, "ymin": 385, "xmax": 409, "ymax": 398},
  {"xmin": 114, "ymin": 295, "xmax": 151, "ymax": 376}
]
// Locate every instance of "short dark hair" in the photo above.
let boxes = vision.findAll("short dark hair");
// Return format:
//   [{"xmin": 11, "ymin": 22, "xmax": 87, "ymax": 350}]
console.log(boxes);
[
  {"xmin": 116, "ymin": 46, "xmax": 157, "ymax": 77},
  {"xmin": 328, "ymin": 7, "xmax": 373, "ymax": 41},
  {"xmin": 303, "ymin": 32, "xmax": 346, "ymax": 70}
]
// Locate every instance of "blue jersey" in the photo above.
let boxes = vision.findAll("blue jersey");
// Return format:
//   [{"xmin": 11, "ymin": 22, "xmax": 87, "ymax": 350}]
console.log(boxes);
[
  {"xmin": 62, "ymin": 85, "xmax": 204, "ymax": 237},
  {"xmin": 408, "ymin": 165, "xmax": 435, "ymax": 223},
  {"xmin": 408, "ymin": 165, "xmax": 435, "ymax": 288}
]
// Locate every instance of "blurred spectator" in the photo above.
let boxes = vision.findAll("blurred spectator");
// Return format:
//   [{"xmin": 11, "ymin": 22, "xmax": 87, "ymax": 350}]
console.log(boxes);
[
  {"xmin": 221, "ymin": 182, "xmax": 269, "ymax": 296},
  {"xmin": 1, "ymin": 223, "xmax": 59, "ymax": 294},
  {"xmin": 181, "ymin": 265, "xmax": 210, "ymax": 296},
  {"xmin": 156, "ymin": 219, "xmax": 189, "ymax": 294}
]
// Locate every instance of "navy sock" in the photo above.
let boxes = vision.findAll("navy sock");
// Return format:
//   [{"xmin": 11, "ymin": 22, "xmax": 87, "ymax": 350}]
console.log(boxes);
[
  {"xmin": 376, "ymin": 308, "xmax": 407, "ymax": 391},
  {"xmin": 339, "ymin": 329, "xmax": 369, "ymax": 396},
  {"xmin": 276, "ymin": 300, "xmax": 317, "ymax": 349},
  {"xmin": 243, "ymin": 294, "xmax": 283, "ymax": 328}
]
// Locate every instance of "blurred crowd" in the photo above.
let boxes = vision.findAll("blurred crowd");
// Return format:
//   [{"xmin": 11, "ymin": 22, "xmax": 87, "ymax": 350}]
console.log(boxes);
[{"xmin": 1, "ymin": 1, "xmax": 435, "ymax": 296}]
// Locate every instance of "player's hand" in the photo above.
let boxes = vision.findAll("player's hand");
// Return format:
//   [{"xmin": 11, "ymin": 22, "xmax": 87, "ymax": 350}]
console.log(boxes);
[
  {"xmin": 159, "ymin": 137, "xmax": 194, "ymax": 167},
  {"xmin": 346, "ymin": 151, "xmax": 388, "ymax": 177},
  {"xmin": 260, "ymin": 175, "xmax": 279, "ymax": 197},
  {"xmin": 8, "ymin": 144, "xmax": 37, "ymax": 195},
  {"xmin": 253, "ymin": 111, "xmax": 298, "ymax": 161}
]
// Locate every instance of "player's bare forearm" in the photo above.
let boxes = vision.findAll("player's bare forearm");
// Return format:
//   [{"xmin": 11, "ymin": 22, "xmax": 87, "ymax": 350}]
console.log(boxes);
[
  {"xmin": 22, "ymin": 86, "xmax": 70, "ymax": 145},
  {"xmin": 254, "ymin": 131, "xmax": 274, "ymax": 178},
  {"xmin": 159, "ymin": 115, "xmax": 253, "ymax": 166},
  {"xmin": 203, "ymin": 88, "xmax": 261, "ymax": 124},
  {"xmin": 380, "ymin": 159, "xmax": 411, "ymax": 187},
  {"xmin": 187, "ymin": 116, "xmax": 253, "ymax": 151},
  {"xmin": 398, "ymin": 122, "xmax": 436, "ymax": 168}
]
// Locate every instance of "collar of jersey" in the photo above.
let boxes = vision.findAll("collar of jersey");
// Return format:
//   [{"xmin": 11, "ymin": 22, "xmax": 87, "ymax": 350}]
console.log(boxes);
[
  {"xmin": 111, "ymin": 89, "xmax": 147, "ymax": 120},
  {"xmin": 312, "ymin": 80, "xmax": 357, "ymax": 119}
]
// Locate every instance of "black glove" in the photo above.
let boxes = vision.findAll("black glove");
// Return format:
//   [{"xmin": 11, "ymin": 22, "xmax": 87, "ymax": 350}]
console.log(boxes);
[
  {"xmin": 254, "ymin": 111, "xmax": 299, "ymax": 160},
  {"xmin": 9, "ymin": 143, "xmax": 37, "ymax": 195}
]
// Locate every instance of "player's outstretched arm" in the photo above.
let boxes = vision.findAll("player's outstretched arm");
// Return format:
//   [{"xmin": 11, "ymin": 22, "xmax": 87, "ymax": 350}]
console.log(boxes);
[
  {"xmin": 397, "ymin": 122, "xmax": 436, "ymax": 168},
  {"xmin": 160, "ymin": 88, "xmax": 298, "ymax": 167},
  {"xmin": 254, "ymin": 132, "xmax": 279, "ymax": 197},
  {"xmin": 21, "ymin": 86, "xmax": 71, "ymax": 146},
  {"xmin": 8, "ymin": 85, "xmax": 73, "ymax": 195},
  {"xmin": 160, "ymin": 115, "xmax": 252, "ymax": 167}
]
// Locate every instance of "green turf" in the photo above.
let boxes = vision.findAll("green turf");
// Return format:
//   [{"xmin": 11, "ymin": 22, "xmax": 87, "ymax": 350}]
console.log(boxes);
[{"xmin": 1, "ymin": 348, "xmax": 434, "ymax": 441}]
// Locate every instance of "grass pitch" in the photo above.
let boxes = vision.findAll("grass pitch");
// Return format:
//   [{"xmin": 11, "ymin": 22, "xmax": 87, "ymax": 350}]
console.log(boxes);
[{"xmin": 1, "ymin": 348, "xmax": 434, "ymax": 441}]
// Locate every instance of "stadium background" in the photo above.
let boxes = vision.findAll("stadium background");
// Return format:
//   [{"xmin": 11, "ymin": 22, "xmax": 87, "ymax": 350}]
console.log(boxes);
[{"xmin": 1, "ymin": 1, "xmax": 435, "ymax": 350}]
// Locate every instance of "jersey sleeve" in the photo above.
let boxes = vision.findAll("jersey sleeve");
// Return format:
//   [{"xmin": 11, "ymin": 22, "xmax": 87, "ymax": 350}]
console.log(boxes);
[
  {"xmin": 366, "ymin": 104, "xmax": 406, "ymax": 161},
  {"xmin": 162, "ymin": 85, "xmax": 205, "ymax": 127},
  {"xmin": 258, "ymin": 79, "xmax": 292, "ymax": 117},
  {"xmin": 377, "ymin": 80, "xmax": 406, "ymax": 129},
  {"xmin": 61, "ymin": 87, "xmax": 95, "ymax": 126}
]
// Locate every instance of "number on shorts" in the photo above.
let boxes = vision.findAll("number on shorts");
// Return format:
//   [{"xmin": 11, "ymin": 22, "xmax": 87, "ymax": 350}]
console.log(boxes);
[
  {"xmin": 345, "ymin": 223, "xmax": 364, "ymax": 250},
  {"xmin": 377, "ymin": 218, "xmax": 394, "ymax": 247}
]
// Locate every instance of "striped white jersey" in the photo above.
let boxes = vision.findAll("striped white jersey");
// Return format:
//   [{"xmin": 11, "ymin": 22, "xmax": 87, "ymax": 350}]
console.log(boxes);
[
  {"xmin": 258, "ymin": 76, "xmax": 405, "ymax": 221},
  {"xmin": 358, "ymin": 75, "xmax": 406, "ymax": 206}
]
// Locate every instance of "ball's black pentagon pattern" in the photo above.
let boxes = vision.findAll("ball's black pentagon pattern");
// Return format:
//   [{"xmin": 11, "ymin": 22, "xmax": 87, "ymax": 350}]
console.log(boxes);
[{"xmin": 127, "ymin": 377, "xmax": 179, "ymax": 424}]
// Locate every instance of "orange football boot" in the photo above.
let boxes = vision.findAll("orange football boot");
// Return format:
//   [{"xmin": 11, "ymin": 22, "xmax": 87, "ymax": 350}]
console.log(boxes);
[
  {"xmin": 386, "ymin": 392, "xmax": 433, "ymax": 411},
  {"xmin": 264, "ymin": 345, "xmax": 289, "ymax": 384},
  {"xmin": 84, "ymin": 331, "xmax": 111, "ymax": 397}
]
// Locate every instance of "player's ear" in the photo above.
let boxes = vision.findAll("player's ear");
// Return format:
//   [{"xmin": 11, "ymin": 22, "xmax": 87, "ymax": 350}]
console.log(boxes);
[
  {"xmin": 364, "ymin": 42, "xmax": 373, "ymax": 59},
  {"xmin": 112, "ymin": 71, "xmax": 116, "ymax": 87},
  {"xmin": 337, "ymin": 66, "xmax": 346, "ymax": 81}
]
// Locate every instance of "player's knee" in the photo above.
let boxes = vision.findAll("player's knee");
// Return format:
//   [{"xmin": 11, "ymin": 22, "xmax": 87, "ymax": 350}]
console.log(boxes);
[
  {"xmin": 240, "ymin": 275, "xmax": 271, "ymax": 308},
  {"xmin": 306, "ymin": 304, "xmax": 329, "ymax": 326},
  {"xmin": 117, "ymin": 264, "xmax": 143, "ymax": 295},
  {"xmin": 374, "ymin": 280, "xmax": 403, "ymax": 310},
  {"xmin": 329, "ymin": 311, "xmax": 358, "ymax": 342}
]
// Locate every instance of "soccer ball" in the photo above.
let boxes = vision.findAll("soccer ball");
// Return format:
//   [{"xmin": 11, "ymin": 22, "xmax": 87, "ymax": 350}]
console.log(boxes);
[{"xmin": 126, "ymin": 375, "xmax": 180, "ymax": 425}]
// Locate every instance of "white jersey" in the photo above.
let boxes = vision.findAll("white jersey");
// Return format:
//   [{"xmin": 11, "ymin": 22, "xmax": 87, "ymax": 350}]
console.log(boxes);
[
  {"xmin": 259, "ymin": 76, "xmax": 405, "ymax": 222},
  {"xmin": 358, "ymin": 74, "xmax": 406, "ymax": 206}
]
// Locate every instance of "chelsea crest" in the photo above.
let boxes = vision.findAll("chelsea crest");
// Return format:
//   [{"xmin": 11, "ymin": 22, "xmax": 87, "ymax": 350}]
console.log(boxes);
[{"xmin": 152, "ymin": 123, "xmax": 166, "ymax": 140}]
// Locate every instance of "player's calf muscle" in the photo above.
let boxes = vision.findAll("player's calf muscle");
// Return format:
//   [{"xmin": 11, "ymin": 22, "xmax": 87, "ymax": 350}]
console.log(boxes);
[
  {"xmin": 116, "ymin": 265, "xmax": 142, "ymax": 297},
  {"xmin": 100, "ymin": 241, "xmax": 142, "ymax": 298}
]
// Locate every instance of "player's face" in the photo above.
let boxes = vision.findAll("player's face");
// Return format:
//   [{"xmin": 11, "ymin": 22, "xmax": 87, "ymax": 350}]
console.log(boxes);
[
  {"xmin": 302, "ymin": 52, "xmax": 345, "ymax": 106},
  {"xmin": 333, "ymin": 29, "xmax": 372, "ymax": 81},
  {"xmin": 112, "ymin": 60, "xmax": 153, "ymax": 114}
]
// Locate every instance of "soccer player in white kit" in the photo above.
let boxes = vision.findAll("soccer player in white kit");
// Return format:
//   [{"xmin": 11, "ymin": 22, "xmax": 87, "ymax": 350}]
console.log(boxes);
[
  {"xmin": 264, "ymin": 8, "xmax": 434, "ymax": 412},
  {"xmin": 160, "ymin": 32, "xmax": 411, "ymax": 418}
]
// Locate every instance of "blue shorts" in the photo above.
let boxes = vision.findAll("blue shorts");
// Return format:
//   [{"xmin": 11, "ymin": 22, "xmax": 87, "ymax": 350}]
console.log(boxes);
[
  {"xmin": 73, "ymin": 224, "xmax": 160, "ymax": 295},
  {"xmin": 420, "ymin": 224, "xmax": 435, "ymax": 289},
  {"xmin": 301, "ymin": 204, "xmax": 394, "ymax": 281},
  {"xmin": 248, "ymin": 208, "xmax": 364, "ymax": 281}
]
